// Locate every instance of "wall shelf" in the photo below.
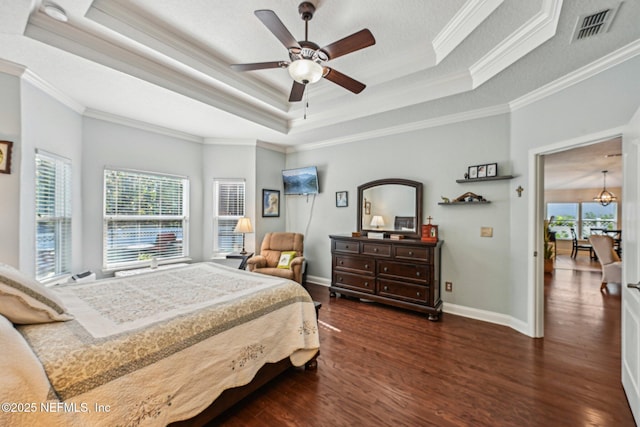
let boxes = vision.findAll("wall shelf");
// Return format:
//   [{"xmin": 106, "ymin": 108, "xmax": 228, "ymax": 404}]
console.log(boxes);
[
  {"xmin": 456, "ymin": 175, "xmax": 514, "ymax": 183},
  {"xmin": 438, "ymin": 201, "xmax": 491, "ymax": 205}
]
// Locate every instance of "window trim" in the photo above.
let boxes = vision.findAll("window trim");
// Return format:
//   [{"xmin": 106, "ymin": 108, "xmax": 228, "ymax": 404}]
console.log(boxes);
[
  {"xmin": 102, "ymin": 167, "xmax": 189, "ymax": 270},
  {"xmin": 35, "ymin": 149, "xmax": 72, "ymax": 282}
]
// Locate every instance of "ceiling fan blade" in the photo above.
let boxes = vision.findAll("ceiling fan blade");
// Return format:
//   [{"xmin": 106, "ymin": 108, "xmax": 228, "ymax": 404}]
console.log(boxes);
[
  {"xmin": 320, "ymin": 29, "xmax": 375, "ymax": 60},
  {"xmin": 230, "ymin": 61, "xmax": 288, "ymax": 71},
  {"xmin": 255, "ymin": 10, "xmax": 301, "ymax": 50},
  {"xmin": 289, "ymin": 81, "xmax": 306, "ymax": 102},
  {"xmin": 323, "ymin": 68, "xmax": 366, "ymax": 94}
]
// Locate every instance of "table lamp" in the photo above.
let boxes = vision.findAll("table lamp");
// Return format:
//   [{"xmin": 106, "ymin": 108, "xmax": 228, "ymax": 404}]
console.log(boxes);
[
  {"xmin": 370, "ymin": 215, "xmax": 385, "ymax": 229},
  {"xmin": 234, "ymin": 217, "xmax": 253, "ymax": 254}
]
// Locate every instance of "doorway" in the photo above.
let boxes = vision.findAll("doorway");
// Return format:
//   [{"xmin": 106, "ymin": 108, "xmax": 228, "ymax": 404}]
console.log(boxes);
[{"xmin": 531, "ymin": 132, "xmax": 623, "ymax": 337}]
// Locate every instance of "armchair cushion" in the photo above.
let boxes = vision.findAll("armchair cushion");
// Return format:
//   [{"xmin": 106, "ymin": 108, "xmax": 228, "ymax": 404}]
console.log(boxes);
[{"xmin": 277, "ymin": 251, "xmax": 297, "ymax": 269}]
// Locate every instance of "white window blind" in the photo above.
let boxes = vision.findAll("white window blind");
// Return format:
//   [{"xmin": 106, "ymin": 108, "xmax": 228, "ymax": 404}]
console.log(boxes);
[
  {"xmin": 213, "ymin": 179, "xmax": 245, "ymax": 253},
  {"xmin": 104, "ymin": 169, "xmax": 189, "ymax": 269},
  {"xmin": 35, "ymin": 151, "xmax": 72, "ymax": 281}
]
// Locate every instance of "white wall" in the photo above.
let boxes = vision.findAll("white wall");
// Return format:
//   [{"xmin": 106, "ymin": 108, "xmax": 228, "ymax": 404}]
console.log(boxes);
[
  {"xmin": 0, "ymin": 73, "xmax": 21, "ymax": 267},
  {"xmin": 82, "ymin": 118, "xmax": 204, "ymax": 276},
  {"xmin": 285, "ymin": 114, "xmax": 513, "ymax": 315}
]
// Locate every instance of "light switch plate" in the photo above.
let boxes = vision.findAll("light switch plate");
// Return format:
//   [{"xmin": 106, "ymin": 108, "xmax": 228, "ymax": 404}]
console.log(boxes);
[{"xmin": 481, "ymin": 227, "xmax": 493, "ymax": 237}]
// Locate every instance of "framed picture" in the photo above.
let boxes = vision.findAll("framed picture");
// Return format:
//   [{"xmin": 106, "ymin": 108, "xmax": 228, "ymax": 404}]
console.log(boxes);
[
  {"xmin": 262, "ymin": 189, "xmax": 280, "ymax": 217},
  {"xmin": 336, "ymin": 191, "xmax": 348, "ymax": 207},
  {"xmin": 468, "ymin": 165, "xmax": 478, "ymax": 179},
  {"xmin": 487, "ymin": 163, "xmax": 497, "ymax": 177},
  {"xmin": 477, "ymin": 164, "xmax": 487, "ymax": 178},
  {"xmin": 0, "ymin": 141, "xmax": 13, "ymax": 174}
]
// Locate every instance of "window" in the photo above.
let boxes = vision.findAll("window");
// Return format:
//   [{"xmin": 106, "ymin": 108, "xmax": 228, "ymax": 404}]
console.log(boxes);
[
  {"xmin": 213, "ymin": 179, "xmax": 245, "ymax": 253},
  {"xmin": 581, "ymin": 202, "xmax": 617, "ymax": 236},
  {"xmin": 104, "ymin": 169, "xmax": 188, "ymax": 269},
  {"xmin": 35, "ymin": 151, "xmax": 71, "ymax": 281},
  {"xmin": 547, "ymin": 202, "xmax": 617, "ymax": 240}
]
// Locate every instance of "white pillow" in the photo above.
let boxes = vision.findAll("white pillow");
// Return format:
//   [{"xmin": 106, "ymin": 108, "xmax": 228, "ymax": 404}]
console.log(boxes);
[{"xmin": 0, "ymin": 263, "xmax": 73, "ymax": 324}]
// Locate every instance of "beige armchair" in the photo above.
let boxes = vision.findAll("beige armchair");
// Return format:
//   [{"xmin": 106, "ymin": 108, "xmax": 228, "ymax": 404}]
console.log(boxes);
[
  {"xmin": 589, "ymin": 235, "xmax": 622, "ymax": 291},
  {"xmin": 246, "ymin": 232, "xmax": 305, "ymax": 284}
]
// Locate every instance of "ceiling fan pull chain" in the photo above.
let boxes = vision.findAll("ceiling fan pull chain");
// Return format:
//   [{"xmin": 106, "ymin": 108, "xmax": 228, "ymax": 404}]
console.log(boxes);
[{"xmin": 304, "ymin": 85, "xmax": 309, "ymax": 120}]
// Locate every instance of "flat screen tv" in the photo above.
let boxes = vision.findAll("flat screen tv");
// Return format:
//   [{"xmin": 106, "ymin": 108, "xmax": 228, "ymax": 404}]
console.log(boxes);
[{"xmin": 282, "ymin": 166, "xmax": 319, "ymax": 195}]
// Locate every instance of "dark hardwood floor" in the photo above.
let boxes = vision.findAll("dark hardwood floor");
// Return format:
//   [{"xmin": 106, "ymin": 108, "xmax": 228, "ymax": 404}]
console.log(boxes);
[{"xmin": 213, "ymin": 255, "xmax": 634, "ymax": 426}]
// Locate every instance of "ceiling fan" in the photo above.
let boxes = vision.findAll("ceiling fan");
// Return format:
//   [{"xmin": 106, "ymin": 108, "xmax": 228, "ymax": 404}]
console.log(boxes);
[{"xmin": 231, "ymin": 2, "xmax": 376, "ymax": 102}]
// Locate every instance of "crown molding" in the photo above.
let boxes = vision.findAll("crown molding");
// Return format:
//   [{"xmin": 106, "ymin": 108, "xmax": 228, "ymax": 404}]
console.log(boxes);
[
  {"xmin": 24, "ymin": 10, "xmax": 289, "ymax": 134},
  {"xmin": 470, "ymin": 0, "xmax": 563, "ymax": 87},
  {"xmin": 288, "ymin": 104, "xmax": 509, "ymax": 153},
  {"xmin": 510, "ymin": 39, "xmax": 640, "ymax": 111},
  {"xmin": 84, "ymin": 108, "xmax": 203, "ymax": 143},
  {"xmin": 22, "ymin": 68, "xmax": 85, "ymax": 114},
  {"xmin": 433, "ymin": 0, "xmax": 504, "ymax": 64},
  {"xmin": 0, "ymin": 58, "xmax": 27, "ymax": 77},
  {"xmin": 86, "ymin": 0, "xmax": 288, "ymax": 113},
  {"xmin": 203, "ymin": 137, "xmax": 256, "ymax": 146}
]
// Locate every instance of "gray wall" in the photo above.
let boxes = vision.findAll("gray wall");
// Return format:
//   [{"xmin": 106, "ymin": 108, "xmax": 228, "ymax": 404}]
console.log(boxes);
[
  {"xmin": 82, "ymin": 117, "xmax": 204, "ymax": 276},
  {"xmin": 255, "ymin": 145, "xmax": 286, "ymax": 251},
  {"xmin": 0, "ymin": 73, "xmax": 21, "ymax": 268},
  {"xmin": 286, "ymin": 114, "xmax": 512, "ymax": 315}
]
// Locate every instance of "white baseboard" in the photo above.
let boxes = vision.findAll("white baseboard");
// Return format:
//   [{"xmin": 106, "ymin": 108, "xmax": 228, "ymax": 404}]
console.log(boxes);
[{"xmin": 306, "ymin": 275, "xmax": 531, "ymax": 336}]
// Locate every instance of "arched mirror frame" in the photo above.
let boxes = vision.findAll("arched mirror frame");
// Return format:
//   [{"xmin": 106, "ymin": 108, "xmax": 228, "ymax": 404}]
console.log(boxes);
[{"xmin": 357, "ymin": 178, "xmax": 423, "ymax": 239}]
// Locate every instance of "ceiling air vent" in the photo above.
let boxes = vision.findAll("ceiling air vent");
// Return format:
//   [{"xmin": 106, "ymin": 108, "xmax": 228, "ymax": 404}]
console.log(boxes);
[{"xmin": 572, "ymin": 4, "xmax": 621, "ymax": 42}]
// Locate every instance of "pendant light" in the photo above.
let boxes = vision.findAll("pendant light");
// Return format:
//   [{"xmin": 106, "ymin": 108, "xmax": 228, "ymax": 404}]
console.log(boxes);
[{"xmin": 593, "ymin": 170, "xmax": 617, "ymax": 206}]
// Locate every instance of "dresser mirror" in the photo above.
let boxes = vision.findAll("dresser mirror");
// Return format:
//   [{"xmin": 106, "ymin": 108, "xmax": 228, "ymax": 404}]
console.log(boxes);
[{"xmin": 357, "ymin": 178, "xmax": 423, "ymax": 239}]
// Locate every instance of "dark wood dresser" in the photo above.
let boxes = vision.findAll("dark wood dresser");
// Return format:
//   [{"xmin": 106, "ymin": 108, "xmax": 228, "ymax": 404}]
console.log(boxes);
[{"xmin": 329, "ymin": 235, "xmax": 443, "ymax": 320}]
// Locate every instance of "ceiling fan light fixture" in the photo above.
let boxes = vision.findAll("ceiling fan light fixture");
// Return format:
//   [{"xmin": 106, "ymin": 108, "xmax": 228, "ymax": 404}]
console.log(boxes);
[
  {"xmin": 593, "ymin": 170, "xmax": 617, "ymax": 206},
  {"xmin": 288, "ymin": 59, "xmax": 323, "ymax": 84}
]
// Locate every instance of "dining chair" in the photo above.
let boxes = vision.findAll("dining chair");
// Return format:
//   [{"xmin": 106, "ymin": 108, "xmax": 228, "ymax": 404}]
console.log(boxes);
[
  {"xmin": 571, "ymin": 228, "xmax": 593, "ymax": 259},
  {"xmin": 589, "ymin": 235, "xmax": 622, "ymax": 291}
]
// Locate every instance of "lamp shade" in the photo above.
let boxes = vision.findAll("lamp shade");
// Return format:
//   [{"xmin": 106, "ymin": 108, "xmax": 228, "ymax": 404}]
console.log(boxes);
[
  {"xmin": 288, "ymin": 59, "xmax": 323, "ymax": 84},
  {"xmin": 370, "ymin": 215, "xmax": 385, "ymax": 228},
  {"xmin": 234, "ymin": 217, "xmax": 253, "ymax": 233}
]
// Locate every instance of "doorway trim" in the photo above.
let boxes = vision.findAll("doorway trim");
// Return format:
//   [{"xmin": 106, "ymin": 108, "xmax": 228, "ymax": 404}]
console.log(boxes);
[{"xmin": 528, "ymin": 126, "xmax": 626, "ymax": 337}]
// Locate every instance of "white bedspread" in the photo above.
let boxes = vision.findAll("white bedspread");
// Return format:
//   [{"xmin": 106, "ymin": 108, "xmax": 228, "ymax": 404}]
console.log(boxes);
[{"xmin": 0, "ymin": 262, "xmax": 319, "ymax": 427}]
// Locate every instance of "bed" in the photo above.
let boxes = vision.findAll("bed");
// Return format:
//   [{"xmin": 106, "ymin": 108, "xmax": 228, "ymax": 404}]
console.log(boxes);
[{"xmin": 0, "ymin": 261, "xmax": 319, "ymax": 427}]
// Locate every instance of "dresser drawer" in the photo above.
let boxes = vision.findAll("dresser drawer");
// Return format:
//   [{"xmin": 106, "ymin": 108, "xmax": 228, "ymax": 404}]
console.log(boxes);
[
  {"xmin": 379, "ymin": 279, "xmax": 429, "ymax": 304},
  {"xmin": 334, "ymin": 240, "xmax": 359, "ymax": 254},
  {"xmin": 378, "ymin": 260, "xmax": 429, "ymax": 284},
  {"xmin": 333, "ymin": 271, "xmax": 375, "ymax": 294},
  {"xmin": 394, "ymin": 246, "xmax": 430, "ymax": 261},
  {"xmin": 362, "ymin": 242, "xmax": 391, "ymax": 257},
  {"xmin": 334, "ymin": 255, "xmax": 374, "ymax": 274}
]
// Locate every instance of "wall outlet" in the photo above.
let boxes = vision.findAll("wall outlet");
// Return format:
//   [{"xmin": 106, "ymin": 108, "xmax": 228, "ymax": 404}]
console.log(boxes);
[
  {"xmin": 445, "ymin": 281, "xmax": 453, "ymax": 292},
  {"xmin": 481, "ymin": 227, "xmax": 493, "ymax": 237}
]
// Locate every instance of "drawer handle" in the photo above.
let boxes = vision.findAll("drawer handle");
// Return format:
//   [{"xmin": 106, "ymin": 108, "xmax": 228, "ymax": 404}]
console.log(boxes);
[
  {"xmin": 416, "ymin": 291, "xmax": 421, "ymax": 297},
  {"xmin": 365, "ymin": 264, "xmax": 369, "ymax": 269},
  {"xmin": 416, "ymin": 272, "xmax": 421, "ymax": 277},
  {"xmin": 383, "ymin": 286, "xmax": 388, "ymax": 291},
  {"xmin": 409, "ymin": 251, "xmax": 414, "ymax": 256},
  {"xmin": 345, "ymin": 245, "xmax": 349, "ymax": 249},
  {"xmin": 383, "ymin": 267, "xmax": 388, "ymax": 272},
  {"xmin": 364, "ymin": 282, "xmax": 369, "ymax": 287},
  {"xmin": 338, "ymin": 277, "xmax": 343, "ymax": 282},
  {"xmin": 340, "ymin": 261, "xmax": 344, "ymax": 265},
  {"xmin": 374, "ymin": 248, "xmax": 378, "ymax": 252}
]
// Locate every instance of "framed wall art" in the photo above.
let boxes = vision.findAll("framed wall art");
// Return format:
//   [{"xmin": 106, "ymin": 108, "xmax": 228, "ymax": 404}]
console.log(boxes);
[
  {"xmin": 336, "ymin": 191, "xmax": 348, "ymax": 207},
  {"xmin": 262, "ymin": 189, "xmax": 280, "ymax": 217},
  {"xmin": 0, "ymin": 141, "xmax": 13, "ymax": 174},
  {"xmin": 487, "ymin": 163, "xmax": 497, "ymax": 177}
]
